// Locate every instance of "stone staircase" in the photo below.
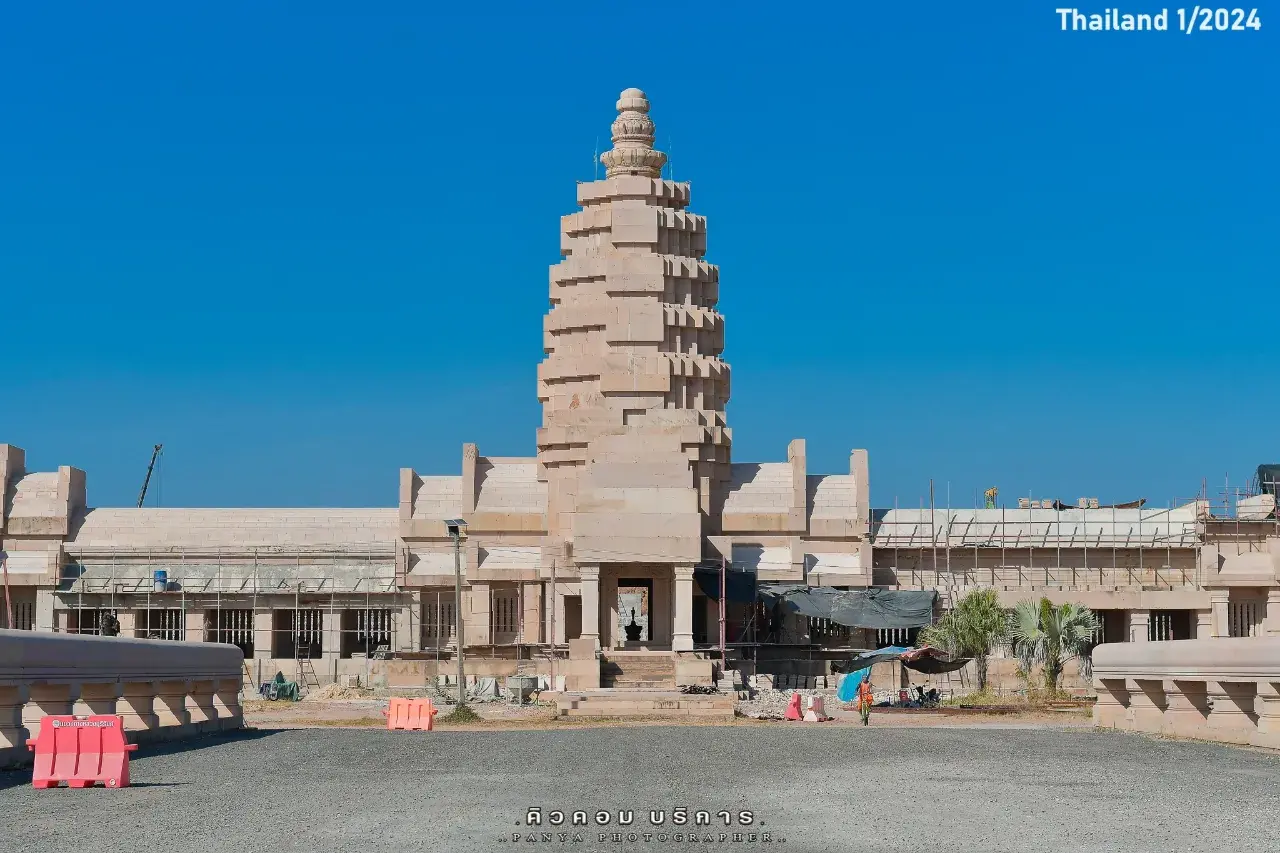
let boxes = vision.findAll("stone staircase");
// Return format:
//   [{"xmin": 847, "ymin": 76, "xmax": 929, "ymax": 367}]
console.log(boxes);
[
  {"xmin": 600, "ymin": 652, "xmax": 676, "ymax": 689},
  {"xmin": 555, "ymin": 689, "xmax": 735, "ymax": 721}
]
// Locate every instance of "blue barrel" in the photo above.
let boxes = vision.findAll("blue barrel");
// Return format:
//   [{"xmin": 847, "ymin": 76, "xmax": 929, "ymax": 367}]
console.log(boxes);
[{"xmin": 153, "ymin": 570, "xmax": 168, "ymax": 592}]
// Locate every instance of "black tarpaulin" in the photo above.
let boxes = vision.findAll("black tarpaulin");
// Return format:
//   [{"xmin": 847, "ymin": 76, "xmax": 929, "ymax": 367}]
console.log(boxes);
[
  {"xmin": 835, "ymin": 645, "xmax": 970, "ymax": 675},
  {"xmin": 1259, "ymin": 464, "xmax": 1280, "ymax": 496},
  {"xmin": 756, "ymin": 585, "xmax": 937, "ymax": 629},
  {"xmin": 905, "ymin": 655, "xmax": 971, "ymax": 674},
  {"xmin": 831, "ymin": 648, "xmax": 912, "ymax": 673},
  {"xmin": 694, "ymin": 567, "xmax": 759, "ymax": 603}
]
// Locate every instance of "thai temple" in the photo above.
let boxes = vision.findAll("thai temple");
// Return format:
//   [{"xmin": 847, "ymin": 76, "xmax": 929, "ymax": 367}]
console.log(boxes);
[{"xmin": 2, "ymin": 90, "xmax": 1277, "ymax": 692}]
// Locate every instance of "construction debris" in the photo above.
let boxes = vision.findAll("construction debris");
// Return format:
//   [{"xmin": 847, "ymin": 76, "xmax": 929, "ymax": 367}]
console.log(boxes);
[
  {"xmin": 303, "ymin": 683, "xmax": 366, "ymax": 701},
  {"xmin": 679, "ymin": 684, "xmax": 719, "ymax": 695},
  {"xmin": 735, "ymin": 686, "xmax": 841, "ymax": 720}
]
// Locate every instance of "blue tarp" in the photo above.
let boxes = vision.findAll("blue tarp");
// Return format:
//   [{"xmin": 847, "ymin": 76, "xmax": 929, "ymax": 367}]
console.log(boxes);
[
  {"xmin": 837, "ymin": 668, "xmax": 869, "ymax": 702},
  {"xmin": 836, "ymin": 646, "xmax": 912, "ymax": 702}
]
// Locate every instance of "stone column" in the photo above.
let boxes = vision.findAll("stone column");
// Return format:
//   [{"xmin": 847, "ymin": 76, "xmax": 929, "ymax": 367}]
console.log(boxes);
[
  {"xmin": 579, "ymin": 565, "xmax": 600, "ymax": 648},
  {"xmin": 1206, "ymin": 680, "xmax": 1257, "ymax": 744},
  {"xmin": 1092, "ymin": 678, "xmax": 1130, "ymax": 729},
  {"xmin": 604, "ymin": 572, "xmax": 621, "ymax": 649},
  {"xmin": 1128, "ymin": 678, "xmax": 1166, "ymax": 731},
  {"xmin": 184, "ymin": 609, "xmax": 208, "ymax": 643},
  {"xmin": 521, "ymin": 582, "xmax": 542, "ymax": 645},
  {"xmin": 1163, "ymin": 680, "xmax": 1211, "ymax": 740},
  {"xmin": 468, "ymin": 582, "xmax": 491, "ymax": 646},
  {"xmin": 1128, "ymin": 609, "xmax": 1151, "ymax": 643},
  {"xmin": 0, "ymin": 686, "xmax": 27, "ymax": 753},
  {"xmin": 1251, "ymin": 681, "xmax": 1280, "ymax": 750},
  {"xmin": 673, "ymin": 565, "xmax": 695, "ymax": 652},
  {"xmin": 117, "ymin": 682, "xmax": 158, "ymax": 732},
  {"xmin": 213, "ymin": 678, "xmax": 244, "ymax": 731},
  {"xmin": 253, "ymin": 609, "xmax": 273, "ymax": 659},
  {"xmin": 550, "ymin": 582, "xmax": 565, "ymax": 645},
  {"xmin": 116, "ymin": 610, "xmax": 137, "ymax": 637},
  {"xmin": 23, "ymin": 684, "xmax": 74, "ymax": 740},
  {"xmin": 155, "ymin": 680, "xmax": 191, "ymax": 734},
  {"xmin": 74, "ymin": 683, "xmax": 120, "ymax": 716},
  {"xmin": 1265, "ymin": 588, "xmax": 1280, "ymax": 637},
  {"xmin": 396, "ymin": 594, "xmax": 418, "ymax": 652},
  {"xmin": 322, "ymin": 608, "xmax": 341, "ymax": 662},
  {"xmin": 1195, "ymin": 609, "xmax": 1213, "ymax": 640},
  {"xmin": 661, "ymin": 574, "xmax": 675, "ymax": 646},
  {"xmin": 35, "ymin": 589, "xmax": 56, "ymax": 632},
  {"xmin": 1209, "ymin": 590, "xmax": 1230, "ymax": 638},
  {"xmin": 186, "ymin": 680, "xmax": 217, "ymax": 733}
]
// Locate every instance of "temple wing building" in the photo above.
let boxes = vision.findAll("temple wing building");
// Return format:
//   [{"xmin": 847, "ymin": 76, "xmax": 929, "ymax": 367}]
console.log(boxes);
[{"xmin": 2, "ymin": 90, "xmax": 1276, "ymax": 693}]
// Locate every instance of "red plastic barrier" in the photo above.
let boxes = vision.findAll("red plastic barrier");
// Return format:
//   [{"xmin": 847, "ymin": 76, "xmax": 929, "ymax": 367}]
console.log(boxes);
[
  {"xmin": 382, "ymin": 697, "xmax": 438, "ymax": 731},
  {"xmin": 784, "ymin": 693, "xmax": 803, "ymax": 721},
  {"xmin": 27, "ymin": 715, "xmax": 138, "ymax": 789}
]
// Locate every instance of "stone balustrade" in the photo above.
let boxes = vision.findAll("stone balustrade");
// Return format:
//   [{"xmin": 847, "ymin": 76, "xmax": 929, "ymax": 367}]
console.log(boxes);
[
  {"xmin": 0, "ymin": 628, "xmax": 244, "ymax": 768},
  {"xmin": 1092, "ymin": 637, "xmax": 1280, "ymax": 750}
]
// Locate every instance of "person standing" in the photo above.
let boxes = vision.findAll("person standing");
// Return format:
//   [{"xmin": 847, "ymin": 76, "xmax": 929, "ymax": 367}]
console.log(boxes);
[
  {"xmin": 100, "ymin": 610, "xmax": 120, "ymax": 637},
  {"xmin": 857, "ymin": 676, "xmax": 873, "ymax": 726}
]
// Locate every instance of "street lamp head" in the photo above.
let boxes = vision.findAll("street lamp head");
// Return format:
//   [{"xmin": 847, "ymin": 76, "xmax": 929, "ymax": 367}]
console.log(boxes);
[{"xmin": 444, "ymin": 518, "xmax": 467, "ymax": 537}]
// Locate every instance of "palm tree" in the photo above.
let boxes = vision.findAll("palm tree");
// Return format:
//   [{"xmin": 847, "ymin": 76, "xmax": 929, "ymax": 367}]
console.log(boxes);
[
  {"xmin": 919, "ymin": 588, "xmax": 1008, "ymax": 691},
  {"xmin": 1008, "ymin": 597, "xmax": 1100, "ymax": 692}
]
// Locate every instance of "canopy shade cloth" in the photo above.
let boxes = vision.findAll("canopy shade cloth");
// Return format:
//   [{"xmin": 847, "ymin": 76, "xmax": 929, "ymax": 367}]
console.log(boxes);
[
  {"xmin": 694, "ymin": 566, "xmax": 760, "ymax": 603},
  {"xmin": 756, "ymin": 585, "xmax": 938, "ymax": 629},
  {"xmin": 833, "ymin": 645, "xmax": 971, "ymax": 675}
]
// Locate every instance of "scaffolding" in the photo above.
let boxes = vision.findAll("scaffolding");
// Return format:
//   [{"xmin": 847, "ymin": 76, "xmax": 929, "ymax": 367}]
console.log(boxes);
[
  {"xmin": 1200, "ymin": 473, "xmax": 1280, "ymax": 560},
  {"xmin": 55, "ymin": 544, "xmax": 413, "ymax": 691},
  {"xmin": 868, "ymin": 493, "xmax": 1204, "ymax": 592}
]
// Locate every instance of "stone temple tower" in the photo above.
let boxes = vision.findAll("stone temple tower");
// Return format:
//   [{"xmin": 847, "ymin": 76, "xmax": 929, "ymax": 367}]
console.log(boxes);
[{"xmin": 537, "ymin": 88, "xmax": 731, "ymax": 584}]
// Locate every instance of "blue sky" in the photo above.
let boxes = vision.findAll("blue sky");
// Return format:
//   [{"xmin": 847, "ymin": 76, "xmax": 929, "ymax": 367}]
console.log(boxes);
[{"xmin": 2, "ymin": 3, "xmax": 1276, "ymax": 509}]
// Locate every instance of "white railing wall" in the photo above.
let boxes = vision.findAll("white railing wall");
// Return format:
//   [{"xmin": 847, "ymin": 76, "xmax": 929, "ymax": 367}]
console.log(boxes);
[{"xmin": 0, "ymin": 628, "xmax": 244, "ymax": 768}]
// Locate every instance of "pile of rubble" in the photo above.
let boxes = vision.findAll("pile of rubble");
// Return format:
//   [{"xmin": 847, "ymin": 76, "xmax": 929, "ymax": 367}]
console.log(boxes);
[
  {"xmin": 734, "ymin": 687, "xmax": 845, "ymax": 720},
  {"xmin": 301, "ymin": 683, "xmax": 367, "ymax": 701},
  {"xmin": 726, "ymin": 673, "xmax": 846, "ymax": 720}
]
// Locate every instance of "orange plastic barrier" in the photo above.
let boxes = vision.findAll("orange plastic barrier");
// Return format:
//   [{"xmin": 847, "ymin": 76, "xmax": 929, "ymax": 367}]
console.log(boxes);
[
  {"xmin": 784, "ymin": 693, "xmax": 803, "ymax": 721},
  {"xmin": 382, "ymin": 697, "xmax": 438, "ymax": 731},
  {"xmin": 803, "ymin": 695, "xmax": 828, "ymax": 722},
  {"xmin": 27, "ymin": 715, "xmax": 138, "ymax": 789}
]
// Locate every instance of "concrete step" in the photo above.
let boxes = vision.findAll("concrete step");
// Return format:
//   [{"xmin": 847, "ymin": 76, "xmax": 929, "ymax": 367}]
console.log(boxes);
[
  {"xmin": 601, "ymin": 658, "xmax": 675, "ymax": 683},
  {"xmin": 602, "ymin": 658, "xmax": 675, "ymax": 670},
  {"xmin": 603, "ymin": 671, "xmax": 675, "ymax": 681}
]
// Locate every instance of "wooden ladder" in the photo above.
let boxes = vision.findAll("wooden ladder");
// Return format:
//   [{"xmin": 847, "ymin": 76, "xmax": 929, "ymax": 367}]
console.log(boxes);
[{"xmin": 295, "ymin": 644, "xmax": 321, "ymax": 692}]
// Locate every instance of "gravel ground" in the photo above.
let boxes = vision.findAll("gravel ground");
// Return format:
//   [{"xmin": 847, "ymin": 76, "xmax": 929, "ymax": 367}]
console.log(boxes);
[{"xmin": 3, "ymin": 726, "xmax": 1276, "ymax": 852}]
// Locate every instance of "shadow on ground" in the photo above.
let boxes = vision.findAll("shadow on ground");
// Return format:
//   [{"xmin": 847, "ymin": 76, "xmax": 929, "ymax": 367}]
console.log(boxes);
[{"xmin": 0, "ymin": 727, "xmax": 280, "ymax": 792}]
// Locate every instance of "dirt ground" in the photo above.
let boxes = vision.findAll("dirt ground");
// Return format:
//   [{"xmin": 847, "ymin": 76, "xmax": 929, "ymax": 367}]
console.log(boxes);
[{"xmin": 242, "ymin": 696, "xmax": 1093, "ymax": 730}]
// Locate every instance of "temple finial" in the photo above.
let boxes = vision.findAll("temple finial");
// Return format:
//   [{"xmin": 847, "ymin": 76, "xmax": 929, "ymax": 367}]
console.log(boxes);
[{"xmin": 600, "ymin": 88, "xmax": 667, "ymax": 179}]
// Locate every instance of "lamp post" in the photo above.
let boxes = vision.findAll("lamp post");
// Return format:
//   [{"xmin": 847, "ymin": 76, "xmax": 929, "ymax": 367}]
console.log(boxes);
[{"xmin": 445, "ymin": 519, "xmax": 468, "ymax": 707}]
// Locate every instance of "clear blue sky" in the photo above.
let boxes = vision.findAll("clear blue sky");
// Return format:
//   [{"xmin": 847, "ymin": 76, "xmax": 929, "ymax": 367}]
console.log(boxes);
[{"xmin": 2, "ymin": 3, "xmax": 1276, "ymax": 509}]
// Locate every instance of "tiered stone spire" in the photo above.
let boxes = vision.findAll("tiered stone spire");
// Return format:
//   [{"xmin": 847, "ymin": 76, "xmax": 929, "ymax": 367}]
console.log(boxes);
[{"xmin": 537, "ymin": 89, "xmax": 732, "ymax": 573}]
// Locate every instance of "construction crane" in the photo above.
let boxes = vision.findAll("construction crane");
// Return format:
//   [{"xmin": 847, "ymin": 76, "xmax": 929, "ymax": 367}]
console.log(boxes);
[
  {"xmin": 137, "ymin": 444, "xmax": 164, "ymax": 508},
  {"xmin": 984, "ymin": 487, "xmax": 998, "ymax": 509}
]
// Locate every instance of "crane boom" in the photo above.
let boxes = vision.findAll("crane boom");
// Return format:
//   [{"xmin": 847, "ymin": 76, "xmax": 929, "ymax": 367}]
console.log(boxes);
[{"xmin": 137, "ymin": 444, "xmax": 164, "ymax": 508}]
